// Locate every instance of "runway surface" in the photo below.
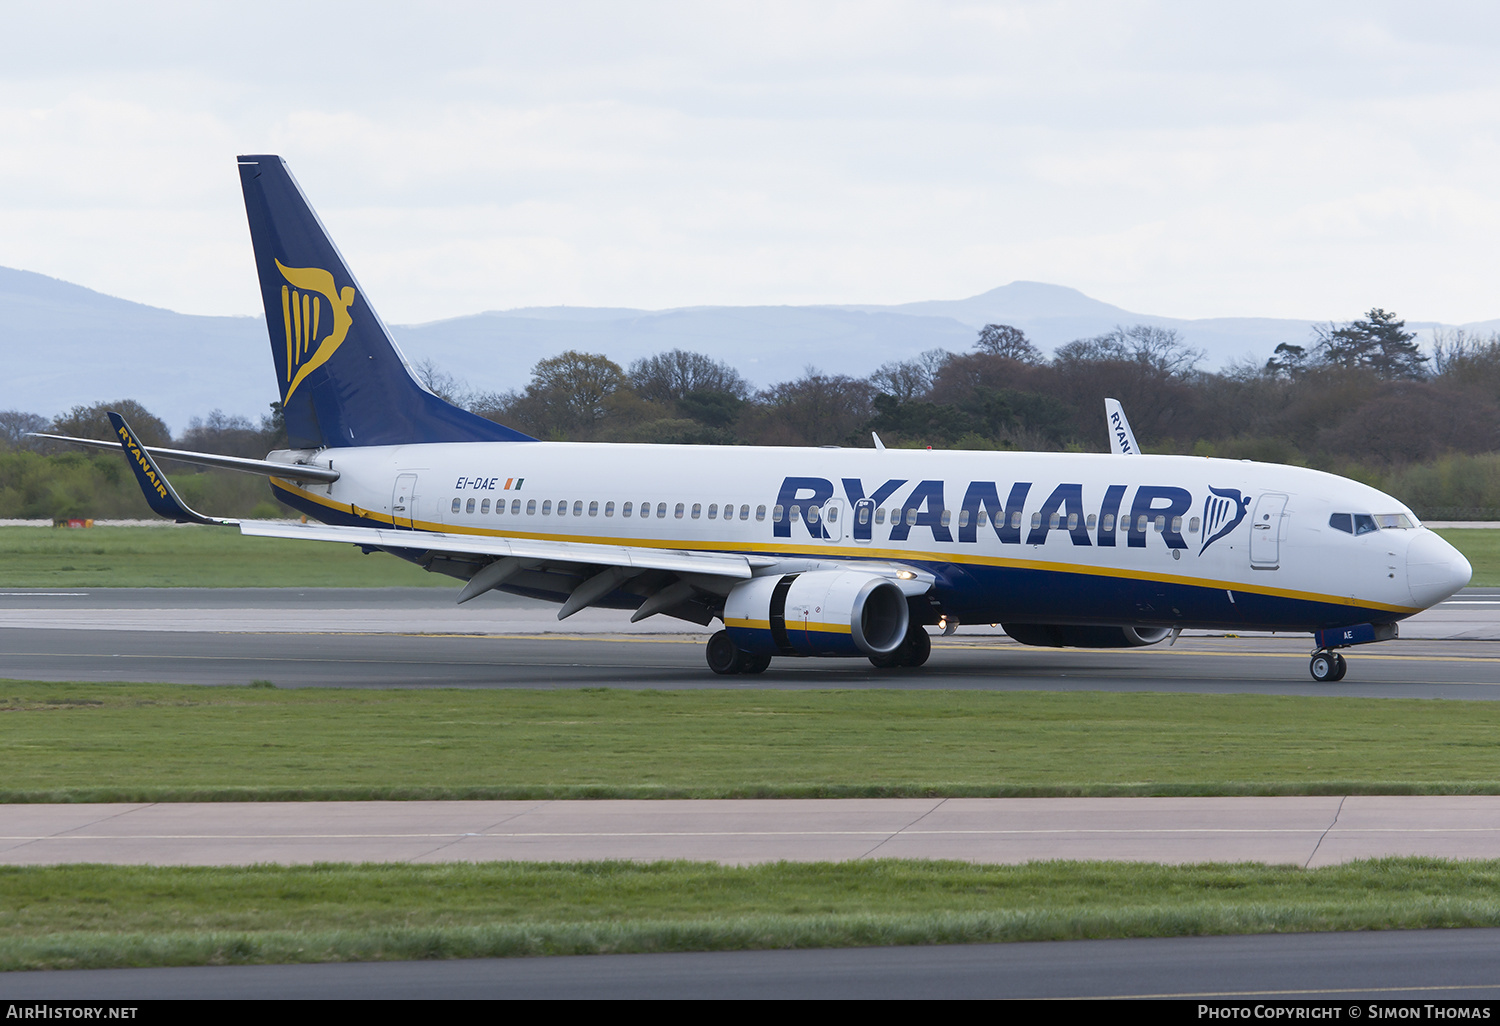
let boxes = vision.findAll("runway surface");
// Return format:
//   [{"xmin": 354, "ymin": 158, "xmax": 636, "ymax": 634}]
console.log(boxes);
[
  {"xmin": 1, "ymin": 587, "xmax": 1499, "ymax": 696},
  {"xmin": 7, "ymin": 929, "xmax": 1500, "ymax": 999},
  {"xmin": 3, "ymin": 796, "xmax": 1499, "ymax": 866}
]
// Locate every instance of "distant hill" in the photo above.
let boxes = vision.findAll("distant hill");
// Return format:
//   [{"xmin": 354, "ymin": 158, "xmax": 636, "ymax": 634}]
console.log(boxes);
[{"xmin": 0, "ymin": 267, "xmax": 1476, "ymax": 432}]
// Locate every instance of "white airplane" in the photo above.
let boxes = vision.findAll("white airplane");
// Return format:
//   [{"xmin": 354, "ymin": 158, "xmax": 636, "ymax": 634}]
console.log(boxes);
[{"xmin": 44, "ymin": 155, "xmax": 1473, "ymax": 682}]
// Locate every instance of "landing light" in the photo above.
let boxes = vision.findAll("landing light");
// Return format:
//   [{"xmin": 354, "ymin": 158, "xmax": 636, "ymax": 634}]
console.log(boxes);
[{"xmin": 896, "ymin": 570, "xmax": 917, "ymax": 580}]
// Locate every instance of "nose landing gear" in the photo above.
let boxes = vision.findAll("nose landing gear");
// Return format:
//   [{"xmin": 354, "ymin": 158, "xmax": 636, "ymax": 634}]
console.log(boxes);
[{"xmin": 1309, "ymin": 650, "xmax": 1347, "ymax": 682}]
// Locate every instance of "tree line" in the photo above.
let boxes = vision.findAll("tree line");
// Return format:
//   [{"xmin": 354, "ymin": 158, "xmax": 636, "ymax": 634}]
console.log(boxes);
[{"xmin": 6, "ymin": 307, "xmax": 1500, "ymax": 519}]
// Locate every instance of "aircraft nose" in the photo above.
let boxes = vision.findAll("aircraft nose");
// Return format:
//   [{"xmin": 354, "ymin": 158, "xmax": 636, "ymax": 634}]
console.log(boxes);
[{"xmin": 1407, "ymin": 529, "xmax": 1472, "ymax": 608}]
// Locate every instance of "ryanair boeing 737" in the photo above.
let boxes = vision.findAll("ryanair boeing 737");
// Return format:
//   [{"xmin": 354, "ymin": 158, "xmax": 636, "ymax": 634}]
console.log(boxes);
[{"xmin": 42, "ymin": 156, "xmax": 1473, "ymax": 681}]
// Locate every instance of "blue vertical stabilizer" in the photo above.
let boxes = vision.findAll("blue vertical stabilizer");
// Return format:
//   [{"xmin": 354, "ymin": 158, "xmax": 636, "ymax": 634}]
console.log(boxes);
[{"xmin": 237, "ymin": 155, "xmax": 536, "ymax": 449}]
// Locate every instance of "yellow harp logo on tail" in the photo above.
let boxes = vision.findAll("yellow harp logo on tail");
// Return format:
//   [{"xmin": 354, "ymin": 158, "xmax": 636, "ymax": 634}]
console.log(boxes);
[{"xmin": 275, "ymin": 259, "xmax": 357, "ymax": 403}]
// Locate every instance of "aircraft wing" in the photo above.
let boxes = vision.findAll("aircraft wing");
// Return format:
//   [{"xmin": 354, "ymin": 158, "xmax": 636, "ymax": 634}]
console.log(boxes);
[
  {"xmin": 239, "ymin": 519, "xmax": 761, "ymax": 580},
  {"xmin": 99, "ymin": 409, "xmax": 934, "ymax": 623},
  {"xmin": 30, "ymin": 432, "xmax": 340, "ymax": 482},
  {"xmin": 238, "ymin": 519, "xmax": 934, "ymax": 622}
]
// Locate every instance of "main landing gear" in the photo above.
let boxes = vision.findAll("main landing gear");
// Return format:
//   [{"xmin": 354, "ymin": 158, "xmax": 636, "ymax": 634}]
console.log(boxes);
[
  {"xmin": 1309, "ymin": 650, "xmax": 1348, "ymax": 682},
  {"xmin": 705, "ymin": 630, "xmax": 772, "ymax": 676}
]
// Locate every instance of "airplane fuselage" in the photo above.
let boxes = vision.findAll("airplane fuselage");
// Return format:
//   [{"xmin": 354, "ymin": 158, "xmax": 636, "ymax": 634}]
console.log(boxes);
[{"xmin": 266, "ymin": 442, "xmax": 1461, "ymax": 633}]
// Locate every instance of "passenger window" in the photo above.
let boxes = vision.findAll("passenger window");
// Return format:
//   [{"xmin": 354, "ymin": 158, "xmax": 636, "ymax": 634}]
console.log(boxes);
[
  {"xmin": 1011, "ymin": 511, "xmax": 1023, "ymax": 530},
  {"xmin": 526, "ymin": 499, "xmax": 536, "ymax": 515},
  {"xmin": 976, "ymin": 510, "xmax": 988, "ymax": 526},
  {"xmin": 754, "ymin": 505, "xmax": 765, "ymax": 521},
  {"xmin": 1031, "ymin": 512, "xmax": 1042, "ymax": 530},
  {"xmin": 588, "ymin": 501, "xmax": 599, "ymax": 517},
  {"xmin": 708, "ymin": 504, "xmax": 718, "ymax": 520},
  {"xmin": 858, "ymin": 506, "xmax": 869, "ymax": 525},
  {"xmin": 1086, "ymin": 514, "xmax": 1097, "ymax": 530},
  {"xmin": 772, "ymin": 505, "xmax": 784, "ymax": 523},
  {"xmin": 691, "ymin": 503, "xmax": 701, "ymax": 519},
  {"xmin": 939, "ymin": 509, "xmax": 951, "ymax": 528},
  {"xmin": 622, "ymin": 501, "xmax": 634, "ymax": 517},
  {"xmin": 542, "ymin": 500, "xmax": 552, "ymax": 515},
  {"xmin": 573, "ymin": 501, "xmax": 583, "ymax": 516},
  {"xmin": 957, "ymin": 509, "xmax": 969, "ymax": 528},
  {"xmin": 604, "ymin": 501, "xmax": 614, "ymax": 517},
  {"xmin": 807, "ymin": 505, "xmax": 820, "ymax": 524},
  {"xmin": 875, "ymin": 508, "xmax": 885, "ymax": 525},
  {"xmin": 827, "ymin": 506, "xmax": 838, "ymax": 522},
  {"xmin": 1354, "ymin": 514, "xmax": 1378, "ymax": 535},
  {"xmin": 1102, "ymin": 513, "xmax": 1115, "ymax": 532},
  {"xmin": 1154, "ymin": 515, "xmax": 1165, "ymax": 532},
  {"xmin": 906, "ymin": 509, "xmax": 918, "ymax": 526},
  {"xmin": 481, "ymin": 499, "xmax": 490, "ymax": 514},
  {"xmin": 656, "ymin": 502, "xmax": 667, "ymax": 519},
  {"xmin": 466, "ymin": 498, "xmax": 476, "ymax": 514},
  {"xmin": 1188, "ymin": 516, "xmax": 1199, "ymax": 533},
  {"xmin": 451, "ymin": 498, "xmax": 461, "ymax": 514},
  {"xmin": 1171, "ymin": 515, "xmax": 1182, "ymax": 534},
  {"xmin": 675, "ymin": 502, "xmax": 685, "ymax": 519},
  {"xmin": 1137, "ymin": 515, "xmax": 1148, "ymax": 532},
  {"xmin": 790, "ymin": 505, "xmax": 802, "ymax": 522},
  {"xmin": 511, "ymin": 499, "xmax": 521, "ymax": 515},
  {"xmin": 1048, "ymin": 513, "xmax": 1060, "ymax": 529},
  {"xmin": 1067, "ymin": 512, "xmax": 1078, "ymax": 531}
]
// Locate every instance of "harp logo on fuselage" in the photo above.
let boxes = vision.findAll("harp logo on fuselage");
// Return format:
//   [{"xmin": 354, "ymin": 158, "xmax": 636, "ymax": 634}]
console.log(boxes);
[{"xmin": 275, "ymin": 259, "xmax": 357, "ymax": 403}]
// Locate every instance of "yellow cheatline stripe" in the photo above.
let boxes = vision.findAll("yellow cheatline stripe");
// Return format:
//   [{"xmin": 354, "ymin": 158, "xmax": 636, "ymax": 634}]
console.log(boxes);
[{"xmin": 269, "ymin": 480, "xmax": 1419, "ymax": 615}]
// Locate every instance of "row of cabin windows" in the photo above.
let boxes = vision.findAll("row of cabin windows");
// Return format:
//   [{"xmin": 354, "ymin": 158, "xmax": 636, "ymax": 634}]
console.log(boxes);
[
  {"xmin": 449, "ymin": 495, "xmax": 1201, "ymax": 536},
  {"xmin": 452, "ymin": 497, "xmax": 767, "ymax": 521}
]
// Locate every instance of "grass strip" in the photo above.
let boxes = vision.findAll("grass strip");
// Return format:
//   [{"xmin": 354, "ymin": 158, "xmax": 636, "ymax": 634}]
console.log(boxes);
[
  {"xmin": 0, "ymin": 526, "xmax": 444, "ymax": 588},
  {"xmin": 1, "ymin": 526, "xmax": 1496, "ymax": 588},
  {"xmin": 5, "ymin": 682, "xmax": 1500, "ymax": 797},
  {"xmin": 2, "ymin": 859, "xmax": 1500, "ymax": 970}
]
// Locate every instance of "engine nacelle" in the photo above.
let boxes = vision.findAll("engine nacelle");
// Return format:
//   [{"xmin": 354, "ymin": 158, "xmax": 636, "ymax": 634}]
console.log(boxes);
[
  {"xmin": 725, "ymin": 571, "xmax": 910, "ymax": 657},
  {"xmin": 1002, "ymin": 624, "xmax": 1172, "ymax": 648}
]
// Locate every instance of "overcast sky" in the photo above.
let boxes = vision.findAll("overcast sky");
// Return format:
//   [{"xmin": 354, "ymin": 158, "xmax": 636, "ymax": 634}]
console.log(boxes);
[{"xmin": 2, "ymin": 1, "xmax": 1498, "ymax": 324}]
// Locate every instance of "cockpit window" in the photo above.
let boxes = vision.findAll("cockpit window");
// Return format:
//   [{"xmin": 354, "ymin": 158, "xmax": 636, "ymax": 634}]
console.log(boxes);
[
  {"xmin": 1353, "ymin": 514, "xmax": 1378, "ymax": 535},
  {"xmin": 1375, "ymin": 513, "xmax": 1415, "ymax": 529},
  {"xmin": 1329, "ymin": 513, "xmax": 1352, "ymax": 534}
]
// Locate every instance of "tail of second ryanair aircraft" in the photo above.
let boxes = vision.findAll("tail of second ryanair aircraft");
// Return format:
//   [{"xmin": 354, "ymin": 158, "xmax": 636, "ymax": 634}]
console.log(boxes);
[{"xmin": 237, "ymin": 155, "xmax": 535, "ymax": 449}]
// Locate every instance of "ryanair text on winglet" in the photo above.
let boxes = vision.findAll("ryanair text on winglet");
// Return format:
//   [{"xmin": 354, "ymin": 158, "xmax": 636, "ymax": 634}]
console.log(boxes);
[{"xmin": 116, "ymin": 425, "xmax": 168, "ymax": 500}]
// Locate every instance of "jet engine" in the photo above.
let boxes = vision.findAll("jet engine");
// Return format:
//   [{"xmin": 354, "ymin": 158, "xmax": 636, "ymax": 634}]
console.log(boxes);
[
  {"xmin": 724, "ymin": 571, "xmax": 909, "ymax": 657},
  {"xmin": 1002, "ymin": 624, "xmax": 1171, "ymax": 648}
]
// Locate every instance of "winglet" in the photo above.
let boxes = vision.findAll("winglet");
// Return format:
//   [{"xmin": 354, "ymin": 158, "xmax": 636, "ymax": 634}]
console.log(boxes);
[
  {"xmin": 1104, "ymin": 398, "xmax": 1141, "ymax": 455},
  {"xmin": 107, "ymin": 412, "xmax": 237, "ymax": 526}
]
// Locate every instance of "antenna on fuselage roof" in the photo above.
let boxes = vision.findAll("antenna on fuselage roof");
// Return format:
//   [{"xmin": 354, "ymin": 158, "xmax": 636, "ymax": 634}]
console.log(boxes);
[{"xmin": 1104, "ymin": 398, "xmax": 1142, "ymax": 455}]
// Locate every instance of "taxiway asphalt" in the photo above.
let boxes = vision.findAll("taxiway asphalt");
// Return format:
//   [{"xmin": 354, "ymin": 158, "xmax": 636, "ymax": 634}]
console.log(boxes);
[{"xmin": 0, "ymin": 587, "xmax": 1498, "ymax": 696}]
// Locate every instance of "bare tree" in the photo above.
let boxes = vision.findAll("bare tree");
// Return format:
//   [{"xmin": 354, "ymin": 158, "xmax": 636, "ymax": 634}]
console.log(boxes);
[
  {"xmin": 628, "ymin": 350, "xmax": 750, "ymax": 403},
  {"xmin": 0, "ymin": 410, "xmax": 48, "ymax": 451},
  {"xmin": 974, "ymin": 324, "xmax": 1041, "ymax": 363},
  {"xmin": 869, "ymin": 349, "xmax": 950, "ymax": 402}
]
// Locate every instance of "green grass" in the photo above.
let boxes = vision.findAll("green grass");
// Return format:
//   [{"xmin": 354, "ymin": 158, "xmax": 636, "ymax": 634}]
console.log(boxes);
[
  {"xmin": 1437, "ymin": 528, "xmax": 1500, "ymax": 586},
  {"xmin": 2, "ymin": 525, "xmax": 1495, "ymax": 589},
  {"xmin": 0, "ymin": 526, "xmax": 445, "ymax": 588},
  {"xmin": 5, "ymin": 683, "xmax": 1500, "ymax": 800},
  {"xmin": 2, "ymin": 858, "xmax": 1499, "ymax": 970}
]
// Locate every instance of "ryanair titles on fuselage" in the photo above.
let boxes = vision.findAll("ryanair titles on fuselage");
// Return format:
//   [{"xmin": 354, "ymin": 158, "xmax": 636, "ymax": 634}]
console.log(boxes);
[{"xmin": 775, "ymin": 475, "xmax": 1217, "ymax": 550}]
